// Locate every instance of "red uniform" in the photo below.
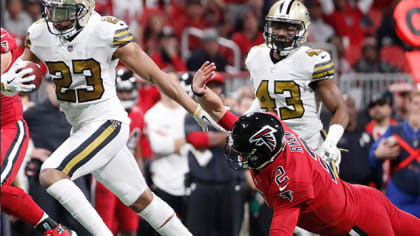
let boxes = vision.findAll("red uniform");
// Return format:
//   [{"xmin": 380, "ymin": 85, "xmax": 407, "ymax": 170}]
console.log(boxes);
[
  {"xmin": 95, "ymin": 107, "xmax": 143, "ymax": 234},
  {"xmin": 1, "ymin": 28, "xmax": 29, "ymax": 186},
  {"xmin": 219, "ymin": 111, "xmax": 420, "ymax": 236},
  {"xmin": 1, "ymin": 28, "xmax": 47, "ymax": 227}
]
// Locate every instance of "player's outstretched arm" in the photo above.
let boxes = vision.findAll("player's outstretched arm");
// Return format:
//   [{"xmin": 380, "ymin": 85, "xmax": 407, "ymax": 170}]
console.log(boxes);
[
  {"xmin": 115, "ymin": 42, "xmax": 219, "ymax": 132},
  {"xmin": 191, "ymin": 64, "xmax": 227, "ymax": 122},
  {"xmin": 270, "ymin": 207, "xmax": 300, "ymax": 236}
]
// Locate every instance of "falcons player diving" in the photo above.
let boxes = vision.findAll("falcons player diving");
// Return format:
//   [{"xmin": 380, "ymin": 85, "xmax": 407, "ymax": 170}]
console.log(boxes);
[
  {"xmin": 1, "ymin": 28, "xmax": 75, "ymax": 235},
  {"xmin": 190, "ymin": 64, "xmax": 420, "ymax": 236}
]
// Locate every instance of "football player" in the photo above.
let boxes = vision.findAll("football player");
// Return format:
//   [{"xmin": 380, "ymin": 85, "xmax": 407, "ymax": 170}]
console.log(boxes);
[
  {"xmin": 245, "ymin": 0, "xmax": 348, "ymax": 171},
  {"xmin": 190, "ymin": 71, "xmax": 420, "ymax": 236},
  {"xmin": 1, "ymin": 0, "xmax": 216, "ymax": 235},
  {"xmin": 1, "ymin": 28, "xmax": 75, "ymax": 236}
]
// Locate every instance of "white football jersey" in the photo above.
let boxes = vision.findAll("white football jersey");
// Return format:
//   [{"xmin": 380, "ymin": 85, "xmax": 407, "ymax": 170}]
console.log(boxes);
[
  {"xmin": 245, "ymin": 44, "xmax": 335, "ymax": 149},
  {"xmin": 25, "ymin": 13, "xmax": 132, "ymax": 127}
]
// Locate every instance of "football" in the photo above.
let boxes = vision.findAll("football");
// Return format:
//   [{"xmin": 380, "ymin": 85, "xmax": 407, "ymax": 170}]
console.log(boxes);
[{"xmin": 17, "ymin": 61, "xmax": 44, "ymax": 91}]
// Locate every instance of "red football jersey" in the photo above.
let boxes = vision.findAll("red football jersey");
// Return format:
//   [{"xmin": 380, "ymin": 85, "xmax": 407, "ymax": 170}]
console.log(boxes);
[
  {"xmin": 1, "ymin": 28, "xmax": 23, "ymax": 127},
  {"xmin": 251, "ymin": 124, "xmax": 359, "ymax": 235}
]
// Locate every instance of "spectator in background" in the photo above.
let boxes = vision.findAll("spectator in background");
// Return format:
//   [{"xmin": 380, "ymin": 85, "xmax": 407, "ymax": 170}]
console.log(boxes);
[
  {"xmin": 151, "ymin": 26, "xmax": 187, "ymax": 72},
  {"xmin": 389, "ymin": 82, "xmax": 415, "ymax": 121},
  {"xmin": 25, "ymin": 0, "xmax": 42, "ymax": 22},
  {"xmin": 4, "ymin": 0, "xmax": 33, "ymax": 37},
  {"xmin": 376, "ymin": 0, "xmax": 407, "ymax": 50},
  {"xmin": 231, "ymin": 9, "xmax": 264, "ymax": 64},
  {"xmin": 23, "ymin": 78, "xmax": 90, "ymax": 235},
  {"xmin": 327, "ymin": 35, "xmax": 353, "ymax": 74},
  {"xmin": 320, "ymin": 0, "xmax": 372, "ymax": 48},
  {"xmin": 144, "ymin": 73, "xmax": 189, "ymax": 235},
  {"xmin": 187, "ymin": 29, "xmax": 227, "ymax": 72},
  {"xmin": 184, "ymin": 73, "xmax": 244, "ymax": 236},
  {"xmin": 306, "ymin": 0, "xmax": 334, "ymax": 43},
  {"xmin": 365, "ymin": 91, "xmax": 397, "ymax": 141},
  {"xmin": 142, "ymin": 11, "xmax": 165, "ymax": 55},
  {"xmin": 236, "ymin": 85, "xmax": 255, "ymax": 115},
  {"xmin": 369, "ymin": 90, "xmax": 420, "ymax": 218},
  {"xmin": 338, "ymin": 95, "xmax": 376, "ymax": 186},
  {"xmin": 354, "ymin": 37, "xmax": 400, "ymax": 73},
  {"xmin": 224, "ymin": 96, "xmax": 239, "ymax": 113}
]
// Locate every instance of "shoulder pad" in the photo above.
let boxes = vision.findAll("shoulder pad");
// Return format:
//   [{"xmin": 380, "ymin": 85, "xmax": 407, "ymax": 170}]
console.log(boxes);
[
  {"xmin": 98, "ymin": 16, "xmax": 134, "ymax": 48},
  {"xmin": 304, "ymin": 49, "xmax": 334, "ymax": 81},
  {"xmin": 25, "ymin": 19, "xmax": 48, "ymax": 49}
]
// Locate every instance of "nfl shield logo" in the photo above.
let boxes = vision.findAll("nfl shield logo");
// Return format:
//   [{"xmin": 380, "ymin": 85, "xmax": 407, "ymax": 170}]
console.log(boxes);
[{"xmin": 67, "ymin": 45, "xmax": 74, "ymax": 52}]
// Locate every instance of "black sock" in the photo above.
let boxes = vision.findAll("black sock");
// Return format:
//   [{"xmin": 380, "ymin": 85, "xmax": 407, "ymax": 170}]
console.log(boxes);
[{"xmin": 36, "ymin": 217, "xmax": 58, "ymax": 233}]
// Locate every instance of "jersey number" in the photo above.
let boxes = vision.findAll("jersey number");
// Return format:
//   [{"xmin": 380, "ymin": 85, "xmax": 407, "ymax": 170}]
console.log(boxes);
[
  {"xmin": 256, "ymin": 80, "xmax": 304, "ymax": 120},
  {"xmin": 46, "ymin": 59, "xmax": 104, "ymax": 103}
]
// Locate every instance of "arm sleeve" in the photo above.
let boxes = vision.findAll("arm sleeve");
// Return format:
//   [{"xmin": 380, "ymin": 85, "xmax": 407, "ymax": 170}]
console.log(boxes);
[
  {"xmin": 368, "ymin": 128, "xmax": 392, "ymax": 168},
  {"xmin": 311, "ymin": 50, "xmax": 335, "ymax": 82},
  {"xmin": 270, "ymin": 207, "xmax": 300, "ymax": 236}
]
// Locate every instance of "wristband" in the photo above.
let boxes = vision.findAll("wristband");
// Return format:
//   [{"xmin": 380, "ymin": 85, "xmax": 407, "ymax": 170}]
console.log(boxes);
[
  {"xmin": 325, "ymin": 124, "xmax": 344, "ymax": 145},
  {"xmin": 191, "ymin": 83, "xmax": 205, "ymax": 97},
  {"xmin": 217, "ymin": 110, "xmax": 239, "ymax": 130}
]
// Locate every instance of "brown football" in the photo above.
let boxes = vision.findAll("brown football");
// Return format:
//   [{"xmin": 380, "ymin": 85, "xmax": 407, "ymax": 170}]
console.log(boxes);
[{"xmin": 17, "ymin": 61, "xmax": 44, "ymax": 91}]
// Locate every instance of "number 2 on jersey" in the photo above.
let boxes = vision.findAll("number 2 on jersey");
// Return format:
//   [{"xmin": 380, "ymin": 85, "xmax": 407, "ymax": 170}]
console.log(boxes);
[
  {"xmin": 256, "ymin": 80, "xmax": 304, "ymax": 120},
  {"xmin": 46, "ymin": 59, "xmax": 104, "ymax": 103}
]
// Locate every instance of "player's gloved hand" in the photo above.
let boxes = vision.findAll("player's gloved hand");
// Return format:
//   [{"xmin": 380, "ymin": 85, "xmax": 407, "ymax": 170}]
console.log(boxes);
[
  {"xmin": 192, "ymin": 104, "xmax": 225, "ymax": 132},
  {"xmin": 1, "ymin": 62, "xmax": 36, "ymax": 96},
  {"xmin": 319, "ymin": 139, "xmax": 341, "ymax": 173}
]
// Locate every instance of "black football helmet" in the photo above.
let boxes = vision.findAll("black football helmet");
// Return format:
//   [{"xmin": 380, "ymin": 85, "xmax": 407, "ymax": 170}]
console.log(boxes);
[
  {"xmin": 115, "ymin": 69, "xmax": 138, "ymax": 111},
  {"xmin": 226, "ymin": 112, "xmax": 285, "ymax": 169}
]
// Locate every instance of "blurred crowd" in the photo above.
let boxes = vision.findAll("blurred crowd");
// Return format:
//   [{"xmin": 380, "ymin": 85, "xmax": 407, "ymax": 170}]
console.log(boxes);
[{"xmin": 2, "ymin": 0, "xmax": 419, "ymax": 235}]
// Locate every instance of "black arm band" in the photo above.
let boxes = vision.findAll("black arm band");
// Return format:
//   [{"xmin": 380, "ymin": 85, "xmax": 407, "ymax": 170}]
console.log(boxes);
[{"xmin": 191, "ymin": 83, "xmax": 205, "ymax": 97}]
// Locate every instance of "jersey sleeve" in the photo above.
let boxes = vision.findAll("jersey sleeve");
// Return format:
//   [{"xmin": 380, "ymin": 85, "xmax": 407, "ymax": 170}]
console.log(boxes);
[
  {"xmin": 270, "ymin": 207, "xmax": 300, "ymax": 236},
  {"xmin": 101, "ymin": 16, "xmax": 134, "ymax": 48},
  {"xmin": 1, "ymin": 29, "xmax": 17, "ymax": 54},
  {"xmin": 309, "ymin": 49, "xmax": 335, "ymax": 82}
]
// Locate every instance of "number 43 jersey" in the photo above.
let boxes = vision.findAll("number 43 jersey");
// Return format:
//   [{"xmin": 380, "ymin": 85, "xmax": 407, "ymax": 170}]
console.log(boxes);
[
  {"xmin": 25, "ymin": 13, "xmax": 132, "ymax": 127},
  {"xmin": 245, "ymin": 44, "xmax": 334, "ymax": 149}
]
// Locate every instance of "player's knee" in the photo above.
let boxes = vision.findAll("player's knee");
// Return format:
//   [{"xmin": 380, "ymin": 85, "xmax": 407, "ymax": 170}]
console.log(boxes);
[
  {"xmin": 129, "ymin": 188, "xmax": 153, "ymax": 212},
  {"xmin": 39, "ymin": 168, "xmax": 69, "ymax": 188}
]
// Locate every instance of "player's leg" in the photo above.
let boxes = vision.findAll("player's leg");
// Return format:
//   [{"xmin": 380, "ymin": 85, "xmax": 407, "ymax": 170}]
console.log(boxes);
[
  {"xmin": 384, "ymin": 189, "xmax": 420, "ymax": 235},
  {"xmin": 1, "ymin": 120, "xmax": 74, "ymax": 235},
  {"xmin": 353, "ymin": 185, "xmax": 396, "ymax": 236},
  {"xmin": 39, "ymin": 120, "xmax": 128, "ymax": 236},
  {"xmin": 93, "ymin": 145, "xmax": 192, "ymax": 236},
  {"xmin": 95, "ymin": 181, "xmax": 119, "ymax": 234}
]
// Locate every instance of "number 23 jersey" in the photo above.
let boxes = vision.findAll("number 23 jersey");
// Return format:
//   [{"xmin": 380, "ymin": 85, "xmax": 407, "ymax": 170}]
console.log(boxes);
[
  {"xmin": 245, "ymin": 45, "xmax": 334, "ymax": 146},
  {"xmin": 25, "ymin": 13, "xmax": 132, "ymax": 127}
]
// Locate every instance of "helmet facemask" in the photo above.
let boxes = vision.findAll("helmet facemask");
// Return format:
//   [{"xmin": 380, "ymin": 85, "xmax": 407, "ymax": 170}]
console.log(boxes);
[
  {"xmin": 264, "ymin": 19, "xmax": 306, "ymax": 57},
  {"xmin": 42, "ymin": 0, "xmax": 90, "ymax": 39}
]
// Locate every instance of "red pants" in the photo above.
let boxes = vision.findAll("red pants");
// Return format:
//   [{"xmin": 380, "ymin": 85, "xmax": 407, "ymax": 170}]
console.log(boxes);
[
  {"xmin": 95, "ymin": 181, "xmax": 139, "ymax": 234},
  {"xmin": 1, "ymin": 120, "xmax": 29, "ymax": 186},
  {"xmin": 354, "ymin": 185, "xmax": 420, "ymax": 236}
]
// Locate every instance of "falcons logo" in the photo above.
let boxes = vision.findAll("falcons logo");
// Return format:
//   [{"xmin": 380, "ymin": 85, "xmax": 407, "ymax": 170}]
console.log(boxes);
[{"xmin": 249, "ymin": 125, "xmax": 277, "ymax": 152}]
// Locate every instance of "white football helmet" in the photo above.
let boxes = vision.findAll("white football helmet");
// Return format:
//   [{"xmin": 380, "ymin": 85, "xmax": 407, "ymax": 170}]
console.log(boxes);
[
  {"xmin": 264, "ymin": 0, "xmax": 311, "ymax": 56},
  {"xmin": 42, "ymin": 0, "xmax": 95, "ymax": 39}
]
